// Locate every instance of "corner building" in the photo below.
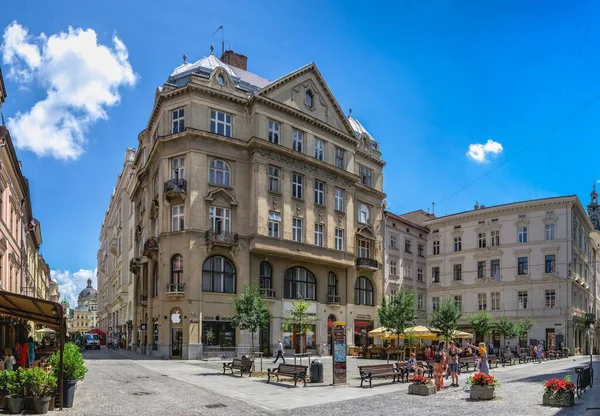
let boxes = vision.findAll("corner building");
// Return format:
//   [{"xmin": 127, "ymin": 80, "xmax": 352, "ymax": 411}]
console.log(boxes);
[{"xmin": 129, "ymin": 50, "xmax": 385, "ymax": 359}]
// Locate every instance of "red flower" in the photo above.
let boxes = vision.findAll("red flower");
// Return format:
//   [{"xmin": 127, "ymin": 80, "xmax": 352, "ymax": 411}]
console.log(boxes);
[
  {"xmin": 468, "ymin": 373, "xmax": 498, "ymax": 386},
  {"xmin": 412, "ymin": 374, "xmax": 432, "ymax": 385},
  {"xmin": 544, "ymin": 378, "xmax": 575, "ymax": 393}
]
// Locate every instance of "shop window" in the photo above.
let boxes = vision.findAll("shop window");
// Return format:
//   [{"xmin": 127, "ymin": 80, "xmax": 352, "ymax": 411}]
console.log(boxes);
[
  {"xmin": 282, "ymin": 323, "xmax": 316, "ymax": 353},
  {"xmin": 202, "ymin": 321, "xmax": 235, "ymax": 347}
]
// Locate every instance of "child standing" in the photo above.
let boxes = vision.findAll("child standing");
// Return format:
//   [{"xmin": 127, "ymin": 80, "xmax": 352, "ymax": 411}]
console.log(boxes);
[{"xmin": 4, "ymin": 348, "xmax": 15, "ymax": 370}]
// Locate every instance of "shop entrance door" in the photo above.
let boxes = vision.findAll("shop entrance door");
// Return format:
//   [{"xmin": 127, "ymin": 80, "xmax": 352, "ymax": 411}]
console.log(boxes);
[
  {"xmin": 171, "ymin": 328, "xmax": 183, "ymax": 358},
  {"xmin": 327, "ymin": 315, "xmax": 337, "ymax": 356},
  {"xmin": 546, "ymin": 328, "xmax": 555, "ymax": 350}
]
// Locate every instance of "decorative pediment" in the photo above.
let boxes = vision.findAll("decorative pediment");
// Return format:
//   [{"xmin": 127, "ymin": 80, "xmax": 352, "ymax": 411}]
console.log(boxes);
[
  {"xmin": 542, "ymin": 272, "xmax": 559, "ymax": 281},
  {"xmin": 449, "ymin": 280, "xmax": 464, "ymax": 289},
  {"xmin": 449, "ymin": 256, "xmax": 465, "ymax": 263},
  {"xmin": 210, "ymin": 66, "xmax": 233, "ymax": 89},
  {"xmin": 515, "ymin": 217, "xmax": 530, "ymax": 227},
  {"xmin": 451, "ymin": 229, "xmax": 464, "ymax": 238},
  {"xmin": 543, "ymin": 214, "xmax": 558, "ymax": 225},
  {"xmin": 205, "ymin": 188, "xmax": 238, "ymax": 207},
  {"xmin": 356, "ymin": 226, "xmax": 376, "ymax": 240},
  {"xmin": 474, "ymin": 248, "xmax": 503, "ymax": 259},
  {"xmin": 515, "ymin": 274, "xmax": 531, "ymax": 284}
]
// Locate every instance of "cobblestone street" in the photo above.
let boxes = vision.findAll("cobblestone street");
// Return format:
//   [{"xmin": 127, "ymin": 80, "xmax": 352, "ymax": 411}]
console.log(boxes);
[{"xmin": 62, "ymin": 348, "xmax": 600, "ymax": 416}]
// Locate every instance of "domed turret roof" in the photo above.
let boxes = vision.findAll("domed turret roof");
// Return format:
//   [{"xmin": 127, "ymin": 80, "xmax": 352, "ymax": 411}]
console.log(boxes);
[{"xmin": 78, "ymin": 278, "xmax": 97, "ymax": 300}]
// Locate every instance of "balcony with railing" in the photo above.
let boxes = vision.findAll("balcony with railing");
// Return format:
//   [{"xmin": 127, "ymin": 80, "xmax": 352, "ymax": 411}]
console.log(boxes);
[
  {"xmin": 259, "ymin": 288, "xmax": 276, "ymax": 299},
  {"xmin": 166, "ymin": 283, "xmax": 185, "ymax": 297},
  {"xmin": 164, "ymin": 179, "xmax": 187, "ymax": 202},
  {"xmin": 143, "ymin": 238, "xmax": 159, "ymax": 257},
  {"xmin": 327, "ymin": 294, "xmax": 342, "ymax": 305},
  {"xmin": 356, "ymin": 257, "xmax": 379, "ymax": 270},
  {"xmin": 205, "ymin": 231, "xmax": 239, "ymax": 248}
]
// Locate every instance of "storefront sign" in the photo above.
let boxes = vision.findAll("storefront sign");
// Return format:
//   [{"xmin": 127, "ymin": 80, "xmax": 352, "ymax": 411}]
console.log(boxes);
[
  {"xmin": 355, "ymin": 314, "xmax": 371, "ymax": 320},
  {"xmin": 333, "ymin": 321, "xmax": 346, "ymax": 385}
]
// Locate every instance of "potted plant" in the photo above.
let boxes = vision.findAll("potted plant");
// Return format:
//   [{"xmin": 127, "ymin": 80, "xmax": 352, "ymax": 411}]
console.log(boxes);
[
  {"xmin": 408, "ymin": 374, "xmax": 436, "ymax": 396},
  {"xmin": 543, "ymin": 375, "xmax": 575, "ymax": 407},
  {"xmin": 26, "ymin": 367, "xmax": 57, "ymax": 414},
  {"xmin": 467, "ymin": 373, "xmax": 498, "ymax": 400},
  {"xmin": 5, "ymin": 368, "xmax": 26, "ymax": 414},
  {"xmin": 49, "ymin": 342, "xmax": 87, "ymax": 408},
  {"xmin": 0, "ymin": 370, "xmax": 9, "ymax": 409}
]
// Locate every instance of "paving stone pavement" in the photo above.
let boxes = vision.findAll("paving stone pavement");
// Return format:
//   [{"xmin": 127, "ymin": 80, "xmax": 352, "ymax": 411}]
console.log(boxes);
[{"xmin": 63, "ymin": 348, "xmax": 599, "ymax": 416}]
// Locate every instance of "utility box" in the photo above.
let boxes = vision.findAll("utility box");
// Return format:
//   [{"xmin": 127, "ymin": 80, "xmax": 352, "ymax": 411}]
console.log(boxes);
[{"xmin": 310, "ymin": 359, "xmax": 324, "ymax": 383}]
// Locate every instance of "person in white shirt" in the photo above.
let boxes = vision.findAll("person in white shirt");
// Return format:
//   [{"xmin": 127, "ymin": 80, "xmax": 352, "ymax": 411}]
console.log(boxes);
[{"xmin": 273, "ymin": 339, "xmax": 285, "ymax": 364}]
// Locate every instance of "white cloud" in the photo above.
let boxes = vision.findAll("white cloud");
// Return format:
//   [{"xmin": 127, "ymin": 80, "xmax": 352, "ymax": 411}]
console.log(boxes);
[
  {"xmin": 51, "ymin": 268, "xmax": 97, "ymax": 307},
  {"xmin": 466, "ymin": 139, "xmax": 504, "ymax": 163},
  {"xmin": 1, "ymin": 21, "xmax": 137, "ymax": 160}
]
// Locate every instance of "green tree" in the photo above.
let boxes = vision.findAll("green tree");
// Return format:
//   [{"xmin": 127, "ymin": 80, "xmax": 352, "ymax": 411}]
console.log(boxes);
[
  {"xmin": 429, "ymin": 297, "xmax": 462, "ymax": 343},
  {"xmin": 377, "ymin": 290, "xmax": 417, "ymax": 349},
  {"xmin": 283, "ymin": 298, "xmax": 315, "ymax": 354},
  {"xmin": 230, "ymin": 284, "xmax": 271, "ymax": 355},
  {"xmin": 466, "ymin": 310, "xmax": 494, "ymax": 341},
  {"xmin": 494, "ymin": 316, "xmax": 517, "ymax": 346},
  {"xmin": 516, "ymin": 317, "xmax": 535, "ymax": 341}
]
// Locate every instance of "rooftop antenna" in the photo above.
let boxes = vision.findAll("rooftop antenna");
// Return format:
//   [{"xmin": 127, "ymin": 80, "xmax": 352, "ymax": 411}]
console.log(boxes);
[
  {"xmin": 213, "ymin": 25, "xmax": 224, "ymax": 57},
  {"xmin": 431, "ymin": 201, "xmax": 435, "ymax": 215}
]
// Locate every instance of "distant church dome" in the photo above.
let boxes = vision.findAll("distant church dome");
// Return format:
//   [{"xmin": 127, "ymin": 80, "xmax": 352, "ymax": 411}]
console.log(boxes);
[{"xmin": 78, "ymin": 278, "xmax": 98, "ymax": 301}]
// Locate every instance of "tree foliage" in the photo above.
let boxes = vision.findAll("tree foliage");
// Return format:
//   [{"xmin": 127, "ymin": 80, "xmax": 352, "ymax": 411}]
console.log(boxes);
[
  {"xmin": 466, "ymin": 310, "xmax": 494, "ymax": 339},
  {"xmin": 429, "ymin": 297, "xmax": 462, "ymax": 342},
  {"xmin": 494, "ymin": 316, "xmax": 517, "ymax": 344},
  {"xmin": 516, "ymin": 317, "xmax": 535, "ymax": 336},
  {"xmin": 230, "ymin": 284, "xmax": 271, "ymax": 354},
  {"xmin": 377, "ymin": 290, "xmax": 417, "ymax": 346},
  {"xmin": 282, "ymin": 298, "xmax": 316, "ymax": 354}
]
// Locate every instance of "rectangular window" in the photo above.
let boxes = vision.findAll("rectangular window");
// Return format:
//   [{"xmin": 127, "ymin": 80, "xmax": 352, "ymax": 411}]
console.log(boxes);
[
  {"xmin": 358, "ymin": 165, "xmax": 372, "ymax": 187},
  {"xmin": 545, "ymin": 289, "xmax": 556, "ymax": 308},
  {"xmin": 545, "ymin": 254, "xmax": 556, "ymax": 273},
  {"xmin": 433, "ymin": 240, "xmax": 440, "ymax": 255},
  {"xmin": 268, "ymin": 120, "xmax": 280, "ymax": 144},
  {"xmin": 292, "ymin": 174, "xmax": 303, "ymax": 199},
  {"xmin": 314, "ymin": 181, "xmax": 325, "ymax": 205},
  {"xmin": 171, "ymin": 205, "xmax": 184, "ymax": 232},
  {"xmin": 518, "ymin": 291, "xmax": 528, "ymax": 309},
  {"xmin": 432, "ymin": 297, "xmax": 440, "ymax": 311},
  {"xmin": 491, "ymin": 292, "xmax": 500, "ymax": 311},
  {"xmin": 403, "ymin": 265, "xmax": 411, "ymax": 279},
  {"xmin": 268, "ymin": 211, "xmax": 280, "ymax": 238},
  {"xmin": 545, "ymin": 223, "xmax": 555, "ymax": 241},
  {"xmin": 405, "ymin": 239, "xmax": 412, "ymax": 253},
  {"xmin": 418, "ymin": 244, "xmax": 424, "ymax": 257},
  {"xmin": 358, "ymin": 239, "xmax": 370, "ymax": 258},
  {"xmin": 335, "ymin": 147, "xmax": 345, "ymax": 169},
  {"xmin": 477, "ymin": 261, "xmax": 486, "ymax": 278},
  {"xmin": 210, "ymin": 109, "xmax": 232, "ymax": 137},
  {"xmin": 390, "ymin": 261, "xmax": 397, "ymax": 276},
  {"xmin": 390, "ymin": 235, "xmax": 397, "ymax": 249},
  {"xmin": 453, "ymin": 264, "xmax": 462, "ymax": 281},
  {"xmin": 432, "ymin": 267, "xmax": 440, "ymax": 283},
  {"xmin": 334, "ymin": 188, "xmax": 344, "ymax": 212},
  {"xmin": 518, "ymin": 226, "xmax": 528, "ymax": 243},
  {"xmin": 417, "ymin": 268, "xmax": 423, "ymax": 282},
  {"xmin": 171, "ymin": 157, "xmax": 185, "ymax": 180},
  {"xmin": 335, "ymin": 228, "xmax": 344, "ymax": 251},
  {"xmin": 292, "ymin": 218, "xmax": 303, "ymax": 242},
  {"xmin": 314, "ymin": 223, "xmax": 324, "ymax": 247},
  {"xmin": 314, "ymin": 138, "xmax": 324, "ymax": 161},
  {"xmin": 478, "ymin": 293, "xmax": 487, "ymax": 311},
  {"xmin": 517, "ymin": 257, "xmax": 528, "ymax": 275},
  {"xmin": 417, "ymin": 294, "xmax": 424, "ymax": 311},
  {"xmin": 209, "ymin": 206, "xmax": 231, "ymax": 235},
  {"xmin": 454, "ymin": 295, "xmax": 462, "ymax": 310},
  {"xmin": 491, "ymin": 259, "xmax": 500, "ymax": 279},
  {"xmin": 478, "ymin": 233, "xmax": 487, "ymax": 248},
  {"xmin": 293, "ymin": 129, "xmax": 304, "ymax": 153},
  {"xmin": 171, "ymin": 108, "xmax": 185, "ymax": 133},
  {"xmin": 454, "ymin": 237, "xmax": 462, "ymax": 252},
  {"xmin": 268, "ymin": 166, "xmax": 280, "ymax": 193},
  {"xmin": 491, "ymin": 230, "xmax": 500, "ymax": 246}
]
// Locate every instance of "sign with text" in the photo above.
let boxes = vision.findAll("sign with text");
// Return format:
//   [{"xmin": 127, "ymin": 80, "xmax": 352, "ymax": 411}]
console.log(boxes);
[{"xmin": 333, "ymin": 321, "xmax": 346, "ymax": 385}]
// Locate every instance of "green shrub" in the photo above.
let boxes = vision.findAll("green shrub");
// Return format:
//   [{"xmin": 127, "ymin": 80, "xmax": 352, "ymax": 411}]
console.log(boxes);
[
  {"xmin": 25, "ymin": 367, "xmax": 57, "ymax": 398},
  {"xmin": 49, "ymin": 342, "xmax": 87, "ymax": 382},
  {"xmin": 6, "ymin": 369, "xmax": 26, "ymax": 397}
]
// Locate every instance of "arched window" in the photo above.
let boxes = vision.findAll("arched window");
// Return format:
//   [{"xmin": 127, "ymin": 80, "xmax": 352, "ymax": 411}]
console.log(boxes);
[
  {"xmin": 171, "ymin": 255, "xmax": 183, "ymax": 285},
  {"xmin": 327, "ymin": 272, "xmax": 338, "ymax": 297},
  {"xmin": 358, "ymin": 203, "xmax": 370, "ymax": 224},
  {"xmin": 354, "ymin": 276, "xmax": 374, "ymax": 306},
  {"xmin": 202, "ymin": 256, "xmax": 236, "ymax": 293},
  {"xmin": 305, "ymin": 90, "xmax": 314, "ymax": 108},
  {"xmin": 152, "ymin": 263, "xmax": 159, "ymax": 297},
  {"xmin": 284, "ymin": 267, "xmax": 316, "ymax": 300},
  {"xmin": 260, "ymin": 262, "xmax": 272, "ymax": 289},
  {"xmin": 209, "ymin": 159, "xmax": 231, "ymax": 187}
]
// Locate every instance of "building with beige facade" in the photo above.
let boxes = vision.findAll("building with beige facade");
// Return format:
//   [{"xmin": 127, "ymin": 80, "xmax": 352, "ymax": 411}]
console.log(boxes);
[
  {"xmin": 424, "ymin": 196, "xmax": 599, "ymax": 354},
  {"xmin": 108, "ymin": 49, "xmax": 386, "ymax": 359}
]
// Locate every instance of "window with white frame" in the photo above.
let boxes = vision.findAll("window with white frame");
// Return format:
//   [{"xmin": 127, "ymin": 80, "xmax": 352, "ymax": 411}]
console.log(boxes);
[
  {"xmin": 405, "ymin": 239, "xmax": 412, "ymax": 253},
  {"xmin": 417, "ymin": 294, "xmax": 425, "ymax": 311},
  {"xmin": 210, "ymin": 110, "xmax": 232, "ymax": 137},
  {"xmin": 478, "ymin": 293, "xmax": 487, "ymax": 310},
  {"xmin": 268, "ymin": 211, "xmax": 280, "ymax": 238},
  {"xmin": 358, "ymin": 203, "xmax": 370, "ymax": 224},
  {"xmin": 433, "ymin": 240, "xmax": 440, "ymax": 255},
  {"xmin": 518, "ymin": 291, "xmax": 528, "ymax": 309},
  {"xmin": 491, "ymin": 259, "xmax": 500, "ymax": 279},
  {"xmin": 268, "ymin": 120, "xmax": 280, "ymax": 144},
  {"xmin": 335, "ymin": 228, "xmax": 344, "ymax": 251},
  {"xmin": 518, "ymin": 257, "xmax": 528, "ymax": 275},
  {"xmin": 454, "ymin": 295, "xmax": 462, "ymax": 310},
  {"xmin": 292, "ymin": 218, "xmax": 303, "ymax": 242},
  {"xmin": 172, "ymin": 108, "xmax": 185, "ymax": 133},
  {"xmin": 518, "ymin": 226, "xmax": 528, "ymax": 243},
  {"xmin": 545, "ymin": 254, "xmax": 556, "ymax": 273},
  {"xmin": 454, "ymin": 237, "xmax": 462, "ymax": 252},
  {"xmin": 334, "ymin": 188, "xmax": 344, "ymax": 211},
  {"xmin": 335, "ymin": 147, "xmax": 345, "ymax": 169},
  {"xmin": 545, "ymin": 289, "xmax": 556, "ymax": 308},
  {"xmin": 403, "ymin": 264, "xmax": 411, "ymax": 279},
  {"xmin": 390, "ymin": 234, "xmax": 397, "ymax": 249},
  {"xmin": 314, "ymin": 223, "xmax": 324, "ymax": 247},
  {"xmin": 432, "ymin": 267, "xmax": 440, "ymax": 283},
  {"xmin": 491, "ymin": 230, "xmax": 500, "ymax": 246},
  {"xmin": 545, "ymin": 223, "xmax": 555, "ymax": 240},
  {"xmin": 417, "ymin": 268, "xmax": 423, "ymax": 282},
  {"xmin": 268, "ymin": 166, "xmax": 280, "ymax": 193},
  {"xmin": 314, "ymin": 138, "xmax": 324, "ymax": 161},
  {"xmin": 171, "ymin": 205, "xmax": 184, "ymax": 231},
  {"xmin": 478, "ymin": 233, "xmax": 487, "ymax": 248},
  {"xmin": 358, "ymin": 165, "xmax": 372, "ymax": 187},
  {"xmin": 477, "ymin": 261, "xmax": 486, "ymax": 278},
  {"xmin": 432, "ymin": 296, "xmax": 440, "ymax": 311},
  {"xmin": 209, "ymin": 206, "xmax": 231, "ymax": 235},
  {"xmin": 390, "ymin": 261, "xmax": 397, "ymax": 276},
  {"xmin": 491, "ymin": 292, "xmax": 500, "ymax": 310},
  {"xmin": 293, "ymin": 129, "xmax": 304, "ymax": 153},
  {"xmin": 292, "ymin": 174, "xmax": 303, "ymax": 199},
  {"xmin": 209, "ymin": 159, "xmax": 231, "ymax": 186},
  {"xmin": 358, "ymin": 239, "xmax": 370, "ymax": 258},
  {"xmin": 314, "ymin": 181, "xmax": 325, "ymax": 205}
]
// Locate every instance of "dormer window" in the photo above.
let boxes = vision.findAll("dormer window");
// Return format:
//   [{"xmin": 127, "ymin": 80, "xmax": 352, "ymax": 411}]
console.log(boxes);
[
  {"xmin": 217, "ymin": 74, "xmax": 225, "ymax": 85},
  {"xmin": 305, "ymin": 90, "xmax": 314, "ymax": 108}
]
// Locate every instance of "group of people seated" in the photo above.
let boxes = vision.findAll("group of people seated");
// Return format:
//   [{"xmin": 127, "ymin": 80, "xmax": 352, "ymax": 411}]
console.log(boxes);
[{"xmin": 0, "ymin": 337, "xmax": 49, "ymax": 371}]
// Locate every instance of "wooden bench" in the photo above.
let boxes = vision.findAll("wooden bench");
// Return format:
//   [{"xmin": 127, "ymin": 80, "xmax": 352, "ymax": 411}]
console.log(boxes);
[
  {"xmin": 517, "ymin": 353, "xmax": 531, "ymax": 364},
  {"xmin": 459, "ymin": 356, "xmax": 477, "ymax": 372},
  {"xmin": 501, "ymin": 352, "xmax": 516, "ymax": 366},
  {"xmin": 487, "ymin": 354, "xmax": 500, "ymax": 368},
  {"xmin": 267, "ymin": 364, "xmax": 307, "ymax": 387},
  {"xmin": 358, "ymin": 363, "xmax": 400, "ymax": 388},
  {"xmin": 223, "ymin": 357, "xmax": 253, "ymax": 377}
]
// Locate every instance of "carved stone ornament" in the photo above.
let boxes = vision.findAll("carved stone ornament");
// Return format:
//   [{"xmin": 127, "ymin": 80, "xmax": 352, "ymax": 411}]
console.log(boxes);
[
  {"xmin": 272, "ymin": 197, "xmax": 278, "ymax": 210},
  {"xmin": 338, "ymin": 215, "xmax": 343, "ymax": 224},
  {"xmin": 318, "ymin": 211, "xmax": 323, "ymax": 221},
  {"xmin": 296, "ymin": 204, "xmax": 301, "ymax": 216}
]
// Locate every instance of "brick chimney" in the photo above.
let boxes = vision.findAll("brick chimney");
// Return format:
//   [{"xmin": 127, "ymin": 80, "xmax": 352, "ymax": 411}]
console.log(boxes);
[{"xmin": 220, "ymin": 50, "xmax": 248, "ymax": 71}]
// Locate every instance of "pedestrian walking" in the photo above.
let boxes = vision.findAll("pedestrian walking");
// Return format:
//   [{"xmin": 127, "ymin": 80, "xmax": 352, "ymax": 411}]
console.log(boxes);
[
  {"xmin": 448, "ymin": 341, "xmax": 462, "ymax": 387},
  {"xmin": 273, "ymin": 339, "xmax": 285, "ymax": 364},
  {"xmin": 27, "ymin": 336, "xmax": 36, "ymax": 368},
  {"xmin": 537, "ymin": 340, "xmax": 543, "ymax": 363},
  {"xmin": 433, "ymin": 341, "xmax": 447, "ymax": 391},
  {"xmin": 476, "ymin": 342, "xmax": 489, "ymax": 375}
]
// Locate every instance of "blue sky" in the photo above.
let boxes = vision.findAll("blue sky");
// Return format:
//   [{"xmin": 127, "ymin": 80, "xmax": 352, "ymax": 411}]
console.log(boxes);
[{"xmin": 1, "ymin": 1, "xmax": 599, "ymax": 304}]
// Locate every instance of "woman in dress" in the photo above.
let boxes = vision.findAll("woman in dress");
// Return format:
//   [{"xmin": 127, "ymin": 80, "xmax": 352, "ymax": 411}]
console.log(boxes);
[
  {"xmin": 433, "ymin": 341, "xmax": 447, "ymax": 391},
  {"xmin": 477, "ymin": 342, "xmax": 489, "ymax": 375}
]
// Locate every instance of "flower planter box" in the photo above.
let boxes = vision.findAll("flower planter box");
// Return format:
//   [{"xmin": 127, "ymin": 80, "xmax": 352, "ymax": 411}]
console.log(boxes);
[
  {"xmin": 470, "ymin": 385, "xmax": 496, "ymax": 400},
  {"xmin": 408, "ymin": 384, "xmax": 436, "ymax": 396},
  {"xmin": 543, "ymin": 391, "xmax": 574, "ymax": 407}
]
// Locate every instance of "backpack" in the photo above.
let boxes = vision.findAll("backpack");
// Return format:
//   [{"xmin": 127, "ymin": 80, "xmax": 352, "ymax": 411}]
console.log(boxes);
[{"xmin": 434, "ymin": 350, "xmax": 442, "ymax": 363}]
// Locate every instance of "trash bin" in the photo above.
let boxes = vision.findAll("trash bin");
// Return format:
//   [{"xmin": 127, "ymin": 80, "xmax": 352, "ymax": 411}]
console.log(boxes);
[{"xmin": 310, "ymin": 359, "xmax": 324, "ymax": 383}]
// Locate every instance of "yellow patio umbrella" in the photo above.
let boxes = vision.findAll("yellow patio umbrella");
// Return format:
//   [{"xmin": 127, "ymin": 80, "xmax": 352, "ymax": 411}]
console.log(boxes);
[
  {"xmin": 368, "ymin": 327, "xmax": 391, "ymax": 337},
  {"xmin": 451, "ymin": 330, "xmax": 474, "ymax": 339}
]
